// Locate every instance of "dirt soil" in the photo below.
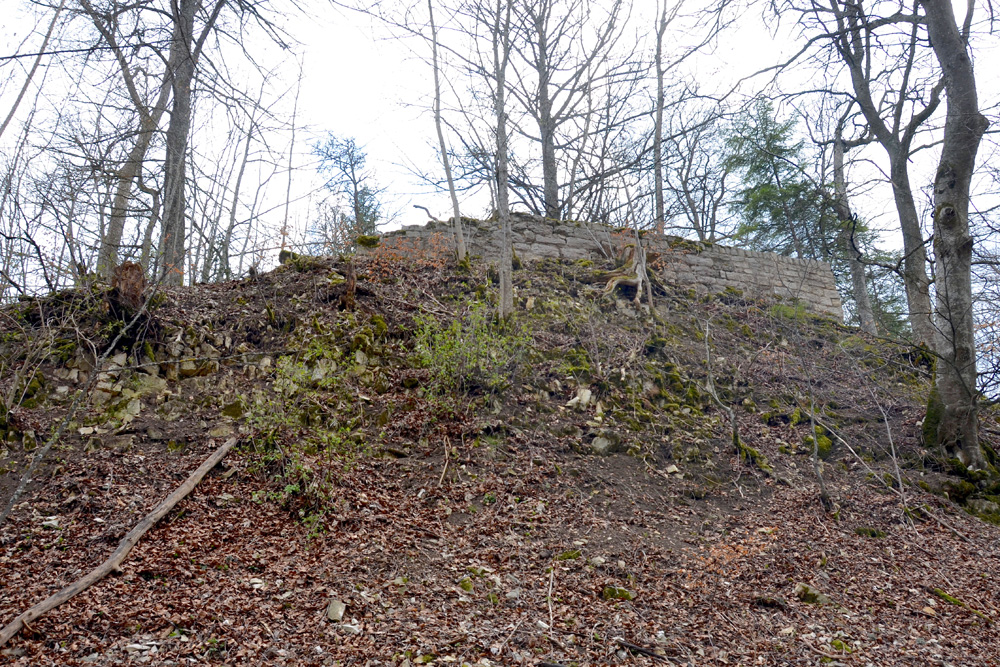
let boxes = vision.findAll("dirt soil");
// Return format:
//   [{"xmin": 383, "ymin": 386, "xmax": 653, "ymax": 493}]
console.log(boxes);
[{"xmin": 1, "ymin": 251, "xmax": 1000, "ymax": 666}]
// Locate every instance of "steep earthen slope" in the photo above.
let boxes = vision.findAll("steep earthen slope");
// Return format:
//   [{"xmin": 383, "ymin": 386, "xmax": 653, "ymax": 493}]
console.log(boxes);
[{"xmin": 0, "ymin": 251, "xmax": 998, "ymax": 666}]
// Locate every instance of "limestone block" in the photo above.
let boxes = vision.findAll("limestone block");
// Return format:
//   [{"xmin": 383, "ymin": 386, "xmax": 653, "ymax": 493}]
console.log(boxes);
[{"xmin": 682, "ymin": 255, "xmax": 714, "ymax": 268}]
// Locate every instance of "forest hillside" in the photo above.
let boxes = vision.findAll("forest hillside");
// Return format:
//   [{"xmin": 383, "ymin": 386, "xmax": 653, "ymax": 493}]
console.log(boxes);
[{"xmin": 1, "ymin": 247, "xmax": 999, "ymax": 666}]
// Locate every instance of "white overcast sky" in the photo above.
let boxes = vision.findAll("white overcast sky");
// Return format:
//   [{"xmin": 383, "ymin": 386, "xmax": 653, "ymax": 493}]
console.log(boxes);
[
  {"xmin": 286, "ymin": 0, "xmax": 803, "ymax": 229},
  {"xmin": 1, "ymin": 0, "xmax": 996, "ymax": 247}
]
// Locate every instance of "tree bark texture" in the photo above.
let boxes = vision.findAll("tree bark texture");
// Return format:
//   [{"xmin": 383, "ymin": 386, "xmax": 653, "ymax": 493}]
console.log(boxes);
[
  {"xmin": 889, "ymin": 161, "xmax": 936, "ymax": 345},
  {"xmin": 921, "ymin": 0, "xmax": 989, "ymax": 468},
  {"xmin": 832, "ymin": 128, "xmax": 876, "ymax": 334},
  {"xmin": 495, "ymin": 0, "xmax": 514, "ymax": 320},
  {"xmin": 159, "ymin": 0, "xmax": 198, "ymax": 285}
]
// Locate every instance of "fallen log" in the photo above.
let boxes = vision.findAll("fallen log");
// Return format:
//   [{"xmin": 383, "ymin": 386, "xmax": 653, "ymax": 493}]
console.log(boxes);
[{"xmin": 0, "ymin": 437, "xmax": 239, "ymax": 647}]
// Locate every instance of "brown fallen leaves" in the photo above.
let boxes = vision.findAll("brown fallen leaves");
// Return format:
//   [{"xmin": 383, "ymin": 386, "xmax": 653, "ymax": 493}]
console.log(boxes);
[{"xmin": 2, "ymin": 430, "xmax": 1000, "ymax": 666}]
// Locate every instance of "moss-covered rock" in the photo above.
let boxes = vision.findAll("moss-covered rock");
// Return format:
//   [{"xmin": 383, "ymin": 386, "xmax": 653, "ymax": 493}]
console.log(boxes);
[
  {"xmin": 736, "ymin": 438, "xmax": 772, "ymax": 475},
  {"xmin": 793, "ymin": 582, "xmax": 831, "ymax": 605},
  {"xmin": 943, "ymin": 479, "xmax": 976, "ymax": 504},
  {"xmin": 854, "ymin": 526, "xmax": 886, "ymax": 538},
  {"xmin": 804, "ymin": 426, "xmax": 833, "ymax": 459},
  {"xmin": 602, "ymin": 585, "xmax": 635, "ymax": 601},
  {"xmin": 371, "ymin": 314, "xmax": 389, "ymax": 338}
]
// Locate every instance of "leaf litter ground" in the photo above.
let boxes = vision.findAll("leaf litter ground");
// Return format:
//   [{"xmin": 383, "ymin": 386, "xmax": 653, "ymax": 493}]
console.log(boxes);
[{"xmin": 1, "ymin": 253, "xmax": 999, "ymax": 666}]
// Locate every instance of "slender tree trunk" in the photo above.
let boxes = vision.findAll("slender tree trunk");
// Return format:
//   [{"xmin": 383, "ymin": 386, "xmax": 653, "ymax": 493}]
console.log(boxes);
[
  {"xmin": 832, "ymin": 128, "xmax": 876, "ymax": 334},
  {"xmin": 888, "ymin": 158, "xmax": 936, "ymax": 345},
  {"xmin": 95, "ymin": 68, "xmax": 172, "ymax": 277},
  {"xmin": 349, "ymin": 161, "xmax": 364, "ymax": 235},
  {"xmin": 159, "ymin": 0, "xmax": 197, "ymax": 285},
  {"xmin": 157, "ymin": 0, "xmax": 225, "ymax": 285},
  {"xmin": 0, "ymin": 0, "xmax": 66, "ymax": 140},
  {"xmin": 533, "ymin": 4, "xmax": 559, "ymax": 220},
  {"xmin": 494, "ymin": 0, "xmax": 513, "ymax": 320},
  {"xmin": 428, "ymin": 0, "xmax": 466, "ymax": 260},
  {"xmin": 98, "ymin": 108, "xmax": 165, "ymax": 276},
  {"xmin": 652, "ymin": 4, "xmax": 667, "ymax": 235},
  {"xmin": 221, "ymin": 117, "xmax": 254, "ymax": 279},
  {"xmin": 830, "ymin": 0, "xmax": 939, "ymax": 346},
  {"xmin": 280, "ymin": 66, "xmax": 301, "ymax": 257},
  {"xmin": 138, "ymin": 175, "xmax": 160, "ymax": 273},
  {"xmin": 921, "ymin": 0, "xmax": 989, "ymax": 469},
  {"xmin": 80, "ymin": 0, "xmax": 175, "ymax": 277},
  {"xmin": 563, "ymin": 82, "xmax": 592, "ymax": 222}
]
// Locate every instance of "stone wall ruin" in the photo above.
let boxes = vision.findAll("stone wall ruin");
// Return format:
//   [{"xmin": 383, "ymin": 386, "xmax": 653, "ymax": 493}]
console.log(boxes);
[{"xmin": 374, "ymin": 213, "xmax": 844, "ymax": 319}]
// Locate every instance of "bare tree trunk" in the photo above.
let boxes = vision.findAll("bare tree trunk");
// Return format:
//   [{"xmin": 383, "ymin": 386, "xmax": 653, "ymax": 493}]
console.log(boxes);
[
  {"xmin": 652, "ymin": 2, "xmax": 668, "ymax": 235},
  {"xmin": 138, "ymin": 175, "xmax": 161, "ymax": 273},
  {"xmin": 921, "ymin": 0, "xmax": 989, "ymax": 469},
  {"xmin": 428, "ymin": 0, "xmax": 466, "ymax": 260},
  {"xmin": 827, "ymin": 0, "xmax": 939, "ymax": 346},
  {"xmin": 494, "ymin": 0, "xmax": 514, "ymax": 320},
  {"xmin": 159, "ymin": 0, "xmax": 197, "ymax": 285},
  {"xmin": 98, "ymin": 108, "xmax": 165, "ymax": 276},
  {"xmin": 0, "ymin": 0, "xmax": 66, "ymax": 140},
  {"xmin": 221, "ymin": 116, "xmax": 254, "ymax": 279},
  {"xmin": 280, "ymin": 64, "xmax": 301, "ymax": 257},
  {"xmin": 80, "ymin": 0, "xmax": 175, "ymax": 277},
  {"xmin": 533, "ymin": 2, "xmax": 559, "ymax": 220},
  {"xmin": 890, "ymin": 161, "xmax": 936, "ymax": 345},
  {"xmin": 196, "ymin": 146, "xmax": 230, "ymax": 283},
  {"xmin": 832, "ymin": 121, "xmax": 876, "ymax": 334},
  {"xmin": 563, "ymin": 81, "xmax": 592, "ymax": 222},
  {"xmin": 511, "ymin": 0, "xmax": 627, "ymax": 222},
  {"xmin": 158, "ymin": 0, "xmax": 225, "ymax": 285}
]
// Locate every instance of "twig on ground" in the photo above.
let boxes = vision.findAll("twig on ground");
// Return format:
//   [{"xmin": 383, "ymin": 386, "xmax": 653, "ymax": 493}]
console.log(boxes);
[
  {"xmin": 912, "ymin": 505, "xmax": 972, "ymax": 543},
  {"xmin": 807, "ymin": 394, "xmax": 833, "ymax": 511},
  {"xmin": 547, "ymin": 565, "xmax": 555, "ymax": 632},
  {"xmin": 866, "ymin": 384, "xmax": 911, "ymax": 526},
  {"xmin": 438, "ymin": 436, "xmax": 450, "ymax": 487},
  {"xmin": 496, "ymin": 618, "xmax": 524, "ymax": 655},
  {"xmin": 615, "ymin": 638, "xmax": 670, "ymax": 662},
  {"xmin": 808, "ymin": 643, "xmax": 847, "ymax": 660}
]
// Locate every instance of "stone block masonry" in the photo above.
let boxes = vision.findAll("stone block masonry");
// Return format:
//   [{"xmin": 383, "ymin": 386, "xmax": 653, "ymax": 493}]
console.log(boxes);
[{"xmin": 374, "ymin": 213, "xmax": 844, "ymax": 320}]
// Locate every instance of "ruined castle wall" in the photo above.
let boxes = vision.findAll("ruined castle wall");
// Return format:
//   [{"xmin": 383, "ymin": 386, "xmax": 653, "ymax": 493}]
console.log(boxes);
[{"xmin": 377, "ymin": 213, "xmax": 844, "ymax": 319}]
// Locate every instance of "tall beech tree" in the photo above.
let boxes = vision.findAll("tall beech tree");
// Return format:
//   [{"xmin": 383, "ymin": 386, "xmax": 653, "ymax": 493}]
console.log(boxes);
[
  {"xmin": 507, "ymin": 0, "xmax": 632, "ymax": 220},
  {"xmin": 78, "ymin": 0, "xmax": 177, "ymax": 278},
  {"xmin": 920, "ymin": 0, "xmax": 989, "ymax": 469}
]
